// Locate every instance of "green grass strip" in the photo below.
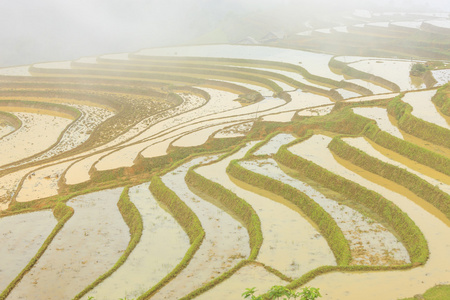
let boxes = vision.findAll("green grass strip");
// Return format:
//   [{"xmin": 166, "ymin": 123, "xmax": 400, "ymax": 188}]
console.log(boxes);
[
  {"xmin": 227, "ymin": 159, "xmax": 352, "ymax": 266},
  {"xmin": 329, "ymin": 136, "xmax": 450, "ymax": 220},
  {"xmin": 275, "ymin": 141, "xmax": 429, "ymax": 264},
  {"xmin": 73, "ymin": 187, "xmax": 144, "ymax": 299},
  {"xmin": 363, "ymin": 122, "xmax": 450, "ymax": 176},
  {"xmin": 0, "ymin": 202, "xmax": 74, "ymax": 300},
  {"xmin": 432, "ymin": 83, "xmax": 450, "ymax": 116},
  {"xmin": 387, "ymin": 94, "xmax": 450, "ymax": 149},
  {"xmin": 137, "ymin": 176, "xmax": 205, "ymax": 299}
]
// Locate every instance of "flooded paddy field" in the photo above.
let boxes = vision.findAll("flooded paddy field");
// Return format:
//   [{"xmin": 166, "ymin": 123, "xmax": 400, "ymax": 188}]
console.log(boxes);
[
  {"xmin": 7, "ymin": 189, "xmax": 129, "ymax": 300},
  {"xmin": 83, "ymin": 183, "xmax": 189, "ymax": 300},
  {"xmin": 1, "ymin": 21, "xmax": 449, "ymax": 300},
  {"xmin": 196, "ymin": 144, "xmax": 336, "ymax": 279},
  {"xmin": 0, "ymin": 112, "xmax": 72, "ymax": 167},
  {"xmin": 0, "ymin": 210, "xmax": 57, "ymax": 292}
]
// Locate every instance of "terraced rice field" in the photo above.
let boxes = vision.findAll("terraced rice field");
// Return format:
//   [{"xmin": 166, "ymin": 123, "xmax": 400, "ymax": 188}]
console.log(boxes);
[{"xmin": 0, "ymin": 13, "xmax": 449, "ymax": 300}]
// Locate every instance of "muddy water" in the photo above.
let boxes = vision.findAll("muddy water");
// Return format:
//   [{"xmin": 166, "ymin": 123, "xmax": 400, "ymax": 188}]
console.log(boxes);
[
  {"xmin": 218, "ymin": 80, "xmax": 274, "ymax": 97},
  {"xmin": 402, "ymin": 90, "xmax": 450, "ymax": 129},
  {"xmin": 64, "ymin": 153, "xmax": 105, "ymax": 185},
  {"xmin": 362, "ymin": 137, "xmax": 450, "ymax": 186},
  {"xmin": 349, "ymin": 59, "xmax": 424, "ymax": 91},
  {"xmin": 288, "ymin": 135, "xmax": 450, "ymax": 300},
  {"xmin": 15, "ymin": 161, "xmax": 72, "ymax": 202},
  {"xmin": 431, "ymin": 69, "xmax": 450, "ymax": 86},
  {"xmin": 240, "ymin": 159, "xmax": 409, "ymax": 265},
  {"xmin": 0, "ymin": 112, "xmax": 72, "ymax": 167},
  {"xmin": 214, "ymin": 122, "xmax": 253, "ymax": 138},
  {"xmin": 345, "ymin": 93, "xmax": 399, "ymax": 103},
  {"xmin": 254, "ymin": 133, "xmax": 297, "ymax": 156},
  {"xmin": 388, "ymin": 115, "xmax": 450, "ymax": 158},
  {"xmin": 0, "ymin": 66, "xmax": 32, "ymax": 76},
  {"xmin": 0, "ymin": 124, "xmax": 15, "ymax": 138},
  {"xmin": 8, "ymin": 188, "xmax": 129, "ymax": 300},
  {"xmin": 30, "ymin": 104, "xmax": 114, "ymax": 163},
  {"xmin": 140, "ymin": 138, "xmax": 174, "ymax": 158},
  {"xmin": 96, "ymin": 96, "xmax": 284, "ymax": 170},
  {"xmin": 137, "ymin": 44, "xmax": 346, "ymax": 81},
  {"xmin": 352, "ymin": 107, "xmax": 403, "ymax": 138},
  {"xmin": 196, "ymin": 143, "xmax": 336, "ymax": 279},
  {"xmin": 343, "ymin": 137, "xmax": 450, "ymax": 194},
  {"xmin": 346, "ymin": 79, "xmax": 392, "ymax": 94},
  {"xmin": 0, "ymin": 210, "xmax": 57, "ymax": 292},
  {"xmin": 263, "ymin": 111, "xmax": 296, "ymax": 122},
  {"xmin": 32, "ymin": 61, "xmax": 72, "ymax": 70},
  {"xmin": 82, "ymin": 183, "xmax": 190, "ymax": 300},
  {"xmin": 0, "ymin": 167, "xmax": 35, "ymax": 210},
  {"xmin": 172, "ymin": 121, "xmax": 241, "ymax": 147},
  {"xmin": 336, "ymin": 89, "xmax": 362, "ymax": 99},
  {"xmin": 268, "ymin": 90, "xmax": 333, "ymax": 117},
  {"xmin": 151, "ymin": 155, "xmax": 249, "ymax": 299},
  {"xmin": 297, "ymin": 105, "xmax": 334, "ymax": 117},
  {"xmin": 195, "ymin": 263, "xmax": 288, "ymax": 300}
]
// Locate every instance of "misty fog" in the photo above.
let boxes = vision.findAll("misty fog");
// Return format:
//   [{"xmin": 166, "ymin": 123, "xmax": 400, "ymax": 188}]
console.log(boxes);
[{"xmin": 1, "ymin": 0, "xmax": 449, "ymax": 67}]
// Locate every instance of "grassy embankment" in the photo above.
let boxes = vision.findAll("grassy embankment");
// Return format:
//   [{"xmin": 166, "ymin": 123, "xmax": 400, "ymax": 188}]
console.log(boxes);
[
  {"xmin": 387, "ymin": 94, "xmax": 450, "ymax": 149},
  {"xmin": 432, "ymin": 83, "xmax": 450, "ymax": 116},
  {"xmin": 328, "ymin": 137, "xmax": 450, "ymax": 220}
]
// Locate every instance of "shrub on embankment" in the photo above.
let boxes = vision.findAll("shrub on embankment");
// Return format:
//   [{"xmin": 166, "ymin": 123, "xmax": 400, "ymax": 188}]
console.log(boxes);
[
  {"xmin": 275, "ymin": 140, "xmax": 429, "ymax": 265},
  {"xmin": 329, "ymin": 137, "xmax": 450, "ymax": 220},
  {"xmin": 387, "ymin": 94, "xmax": 450, "ymax": 149},
  {"xmin": 136, "ymin": 176, "xmax": 205, "ymax": 299},
  {"xmin": 227, "ymin": 159, "xmax": 352, "ymax": 266},
  {"xmin": 0, "ymin": 202, "xmax": 74, "ymax": 300}
]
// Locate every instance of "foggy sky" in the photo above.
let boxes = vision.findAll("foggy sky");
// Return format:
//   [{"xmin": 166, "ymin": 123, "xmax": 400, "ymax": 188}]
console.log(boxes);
[{"xmin": 1, "ymin": 0, "xmax": 449, "ymax": 67}]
